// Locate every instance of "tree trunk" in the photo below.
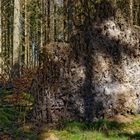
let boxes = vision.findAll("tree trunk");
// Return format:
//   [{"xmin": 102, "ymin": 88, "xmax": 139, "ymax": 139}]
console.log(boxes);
[
  {"xmin": 130, "ymin": 0, "xmax": 133, "ymax": 25},
  {"xmin": 40, "ymin": 0, "xmax": 44, "ymax": 48},
  {"xmin": 13, "ymin": 0, "xmax": 21, "ymax": 77},
  {"xmin": 24, "ymin": 0, "xmax": 30, "ymax": 67},
  {"xmin": 50, "ymin": 0, "xmax": 54, "ymax": 42},
  {"xmin": 63, "ymin": 0, "xmax": 68, "ymax": 41}
]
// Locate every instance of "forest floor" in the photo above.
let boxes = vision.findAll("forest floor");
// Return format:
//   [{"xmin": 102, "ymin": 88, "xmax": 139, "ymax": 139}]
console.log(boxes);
[
  {"xmin": 0, "ymin": 89, "xmax": 140, "ymax": 140},
  {"xmin": 1, "ymin": 105, "xmax": 140, "ymax": 140},
  {"xmin": 37, "ymin": 115, "xmax": 140, "ymax": 140}
]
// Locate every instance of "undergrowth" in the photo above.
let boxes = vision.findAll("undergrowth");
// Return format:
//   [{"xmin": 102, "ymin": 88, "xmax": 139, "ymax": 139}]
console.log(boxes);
[{"xmin": 0, "ymin": 89, "xmax": 140, "ymax": 140}]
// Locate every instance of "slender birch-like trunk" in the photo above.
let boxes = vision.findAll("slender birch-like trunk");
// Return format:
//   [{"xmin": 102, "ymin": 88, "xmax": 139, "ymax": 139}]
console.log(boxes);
[
  {"xmin": 13, "ymin": 0, "xmax": 21, "ymax": 76},
  {"xmin": 50, "ymin": 0, "xmax": 55, "ymax": 42},
  {"xmin": 130, "ymin": 0, "xmax": 133, "ymax": 25},
  {"xmin": 24, "ymin": 0, "xmax": 30, "ymax": 66}
]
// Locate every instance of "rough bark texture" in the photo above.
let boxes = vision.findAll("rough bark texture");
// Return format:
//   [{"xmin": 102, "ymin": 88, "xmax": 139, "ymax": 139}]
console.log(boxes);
[{"xmin": 31, "ymin": 2, "xmax": 140, "ymax": 126}]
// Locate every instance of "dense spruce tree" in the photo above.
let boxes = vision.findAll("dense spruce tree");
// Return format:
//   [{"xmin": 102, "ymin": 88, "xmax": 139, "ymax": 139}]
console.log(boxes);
[{"xmin": 30, "ymin": 0, "xmax": 140, "ymax": 128}]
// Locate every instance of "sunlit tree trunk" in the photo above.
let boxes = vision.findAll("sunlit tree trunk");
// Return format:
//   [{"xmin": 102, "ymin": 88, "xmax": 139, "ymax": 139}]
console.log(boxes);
[
  {"xmin": 40, "ymin": 0, "xmax": 44, "ymax": 48},
  {"xmin": 24, "ymin": 0, "xmax": 30, "ymax": 66},
  {"xmin": 130, "ymin": 0, "xmax": 133, "ymax": 25},
  {"xmin": 13, "ymin": 0, "xmax": 21, "ymax": 76}
]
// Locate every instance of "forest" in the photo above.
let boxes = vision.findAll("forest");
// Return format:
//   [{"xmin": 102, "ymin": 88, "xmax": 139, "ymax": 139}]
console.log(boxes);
[{"xmin": 0, "ymin": 0, "xmax": 140, "ymax": 139}]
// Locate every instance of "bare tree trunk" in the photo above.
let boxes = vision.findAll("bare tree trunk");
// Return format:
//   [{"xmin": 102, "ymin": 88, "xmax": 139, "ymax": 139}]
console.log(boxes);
[
  {"xmin": 130, "ymin": 0, "xmax": 133, "ymax": 25},
  {"xmin": 13, "ymin": 0, "xmax": 21, "ymax": 76},
  {"xmin": 50, "ymin": 0, "xmax": 54, "ymax": 42},
  {"xmin": 46, "ymin": 0, "xmax": 50, "ymax": 43},
  {"xmin": 24, "ymin": 0, "xmax": 30, "ymax": 66},
  {"xmin": 40, "ymin": 0, "xmax": 44, "ymax": 48},
  {"xmin": 63, "ymin": 0, "xmax": 68, "ymax": 41}
]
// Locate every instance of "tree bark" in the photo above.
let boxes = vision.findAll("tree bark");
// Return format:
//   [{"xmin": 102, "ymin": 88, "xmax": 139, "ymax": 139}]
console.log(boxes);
[
  {"xmin": 50, "ymin": 0, "xmax": 55, "ymax": 42},
  {"xmin": 130, "ymin": 0, "xmax": 133, "ymax": 25},
  {"xmin": 13, "ymin": 0, "xmax": 21, "ymax": 76},
  {"xmin": 24, "ymin": 0, "xmax": 30, "ymax": 67}
]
